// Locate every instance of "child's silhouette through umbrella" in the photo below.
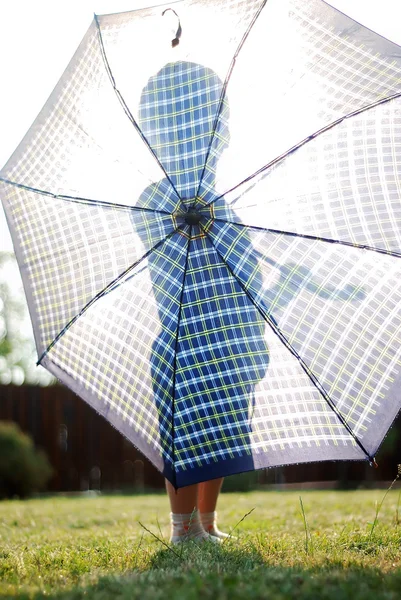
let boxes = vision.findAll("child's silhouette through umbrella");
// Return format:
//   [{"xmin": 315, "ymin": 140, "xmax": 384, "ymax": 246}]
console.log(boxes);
[{"xmin": 131, "ymin": 61, "xmax": 364, "ymax": 543}]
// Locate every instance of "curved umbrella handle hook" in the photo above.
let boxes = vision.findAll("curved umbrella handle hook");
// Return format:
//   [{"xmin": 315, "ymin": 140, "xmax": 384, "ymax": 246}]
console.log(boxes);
[{"xmin": 162, "ymin": 8, "xmax": 182, "ymax": 47}]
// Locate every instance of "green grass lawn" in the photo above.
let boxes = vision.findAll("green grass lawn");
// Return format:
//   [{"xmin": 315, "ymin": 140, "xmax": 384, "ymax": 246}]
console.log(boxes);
[{"xmin": 1, "ymin": 489, "xmax": 401, "ymax": 599}]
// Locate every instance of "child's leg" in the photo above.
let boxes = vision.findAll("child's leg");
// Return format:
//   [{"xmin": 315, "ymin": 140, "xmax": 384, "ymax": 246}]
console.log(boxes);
[
  {"xmin": 166, "ymin": 480, "xmax": 198, "ymax": 513},
  {"xmin": 198, "ymin": 478, "xmax": 231, "ymax": 539},
  {"xmin": 197, "ymin": 478, "xmax": 224, "ymax": 513},
  {"xmin": 165, "ymin": 480, "xmax": 219, "ymax": 543}
]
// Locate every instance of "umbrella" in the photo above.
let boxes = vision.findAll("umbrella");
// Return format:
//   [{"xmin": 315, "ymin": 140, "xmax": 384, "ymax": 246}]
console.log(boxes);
[{"xmin": 1, "ymin": 0, "xmax": 401, "ymax": 487}]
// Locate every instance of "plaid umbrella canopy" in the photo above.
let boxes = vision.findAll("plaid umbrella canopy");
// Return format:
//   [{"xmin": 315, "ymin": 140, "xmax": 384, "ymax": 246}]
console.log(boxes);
[{"xmin": 1, "ymin": 0, "xmax": 401, "ymax": 487}]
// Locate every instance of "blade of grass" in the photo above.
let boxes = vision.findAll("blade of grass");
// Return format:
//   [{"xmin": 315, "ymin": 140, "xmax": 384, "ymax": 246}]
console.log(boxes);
[
  {"xmin": 370, "ymin": 465, "xmax": 401, "ymax": 539},
  {"xmin": 156, "ymin": 516, "xmax": 164, "ymax": 541},
  {"xmin": 223, "ymin": 507, "xmax": 256, "ymax": 543},
  {"xmin": 132, "ymin": 532, "xmax": 144, "ymax": 569},
  {"xmin": 396, "ymin": 488, "xmax": 401, "ymax": 526},
  {"xmin": 299, "ymin": 496, "xmax": 313, "ymax": 555},
  {"xmin": 138, "ymin": 521, "xmax": 183, "ymax": 559}
]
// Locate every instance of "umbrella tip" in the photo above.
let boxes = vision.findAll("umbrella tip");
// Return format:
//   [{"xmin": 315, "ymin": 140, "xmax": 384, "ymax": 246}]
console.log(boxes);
[{"xmin": 369, "ymin": 457, "xmax": 379, "ymax": 469}]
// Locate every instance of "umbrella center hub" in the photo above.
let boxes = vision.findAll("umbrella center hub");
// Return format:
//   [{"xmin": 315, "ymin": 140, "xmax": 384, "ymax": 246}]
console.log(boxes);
[
  {"xmin": 173, "ymin": 202, "xmax": 214, "ymax": 239},
  {"xmin": 184, "ymin": 208, "xmax": 202, "ymax": 225}
]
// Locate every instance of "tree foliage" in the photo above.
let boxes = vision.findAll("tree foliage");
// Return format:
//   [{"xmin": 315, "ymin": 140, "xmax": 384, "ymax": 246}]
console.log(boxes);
[{"xmin": 0, "ymin": 252, "xmax": 54, "ymax": 385}]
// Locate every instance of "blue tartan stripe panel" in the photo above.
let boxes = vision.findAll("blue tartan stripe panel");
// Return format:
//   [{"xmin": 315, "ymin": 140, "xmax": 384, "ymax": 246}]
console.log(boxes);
[
  {"xmin": 135, "ymin": 178, "xmax": 182, "ymax": 214},
  {"xmin": 199, "ymin": 0, "xmax": 401, "ymax": 206},
  {"xmin": 173, "ymin": 234, "xmax": 363, "ymax": 473},
  {"xmin": 137, "ymin": 61, "xmax": 226, "ymax": 203},
  {"xmin": 214, "ymin": 96, "xmax": 401, "ymax": 254},
  {"xmin": 0, "ymin": 21, "xmax": 166, "ymax": 207},
  {"xmin": 45, "ymin": 232, "xmax": 190, "ymax": 468},
  {"xmin": 208, "ymin": 220, "xmax": 401, "ymax": 457},
  {"xmin": 0, "ymin": 179, "xmax": 178, "ymax": 356}
]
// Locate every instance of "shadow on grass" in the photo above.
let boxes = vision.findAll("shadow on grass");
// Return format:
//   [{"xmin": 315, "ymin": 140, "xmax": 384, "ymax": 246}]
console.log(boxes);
[{"xmin": 10, "ymin": 542, "xmax": 401, "ymax": 600}]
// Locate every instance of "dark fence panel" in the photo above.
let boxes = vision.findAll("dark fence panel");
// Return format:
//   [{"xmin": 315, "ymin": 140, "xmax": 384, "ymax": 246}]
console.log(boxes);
[
  {"xmin": 0, "ymin": 384, "xmax": 164, "ymax": 491},
  {"xmin": 0, "ymin": 384, "xmax": 400, "ymax": 491}
]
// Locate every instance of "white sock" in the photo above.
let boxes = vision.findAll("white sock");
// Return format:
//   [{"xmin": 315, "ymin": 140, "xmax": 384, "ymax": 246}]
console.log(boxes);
[
  {"xmin": 170, "ymin": 509, "xmax": 221, "ymax": 544},
  {"xmin": 200, "ymin": 511, "xmax": 232, "ymax": 539}
]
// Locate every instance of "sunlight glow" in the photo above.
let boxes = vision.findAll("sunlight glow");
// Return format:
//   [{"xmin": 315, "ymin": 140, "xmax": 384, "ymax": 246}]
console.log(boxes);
[{"xmin": 1, "ymin": 0, "xmax": 400, "ymax": 254}]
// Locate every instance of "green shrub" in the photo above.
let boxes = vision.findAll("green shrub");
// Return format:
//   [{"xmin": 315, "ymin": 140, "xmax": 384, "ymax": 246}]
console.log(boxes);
[{"xmin": 0, "ymin": 421, "xmax": 53, "ymax": 499}]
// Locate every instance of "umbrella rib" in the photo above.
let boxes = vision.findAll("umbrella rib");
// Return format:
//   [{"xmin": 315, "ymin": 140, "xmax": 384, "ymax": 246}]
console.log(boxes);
[
  {"xmin": 201, "ymin": 225, "xmax": 375, "ymax": 463},
  {"xmin": 0, "ymin": 176, "xmax": 172, "ymax": 217},
  {"xmin": 36, "ymin": 228, "xmax": 180, "ymax": 365},
  {"xmin": 212, "ymin": 218, "xmax": 401, "ymax": 259},
  {"xmin": 94, "ymin": 15, "xmax": 183, "ymax": 207},
  {"xmin": 207, "ymin": 89, "xmax": 401, "ymax": 207},
  {"xmin": 170, "ymin": 228, "xmax": 192, "ymax": 487},
  {"xmin": 194, "ymin": 0, "xmax": 268, "ymax": 200}
]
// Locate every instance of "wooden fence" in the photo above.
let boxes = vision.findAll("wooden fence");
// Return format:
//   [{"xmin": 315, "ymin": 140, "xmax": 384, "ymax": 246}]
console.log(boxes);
[
  {"xmin": 0, "ymin": 384, "xmax": 400, "ymax": 491},
  {"xmin": 0, "ymin": 384, "xmax": 164, "ymax": 491}
]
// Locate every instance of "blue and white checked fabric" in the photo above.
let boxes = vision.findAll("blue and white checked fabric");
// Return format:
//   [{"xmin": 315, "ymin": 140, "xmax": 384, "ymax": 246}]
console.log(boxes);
[{"xmin": 1, "ymin": 0, "xmax": 401, "ymax": 486}]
